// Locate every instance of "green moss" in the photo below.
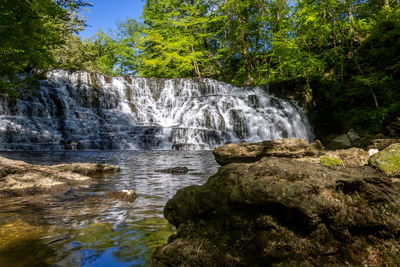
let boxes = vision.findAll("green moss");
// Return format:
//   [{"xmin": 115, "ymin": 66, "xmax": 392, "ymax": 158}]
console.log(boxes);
[
  {"xmin": 320, "ymin": 155, "xmax": 342, "ymax": 166},
  {"xmin": 369, "ymin": 144, "xmax": 400, "ymax": 176}
]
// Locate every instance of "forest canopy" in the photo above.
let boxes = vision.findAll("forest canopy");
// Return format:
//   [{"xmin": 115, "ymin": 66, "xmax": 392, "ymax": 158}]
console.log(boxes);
[{"xmin": 1, "ymin": 0, "xmax": 399, "ymax": 134}]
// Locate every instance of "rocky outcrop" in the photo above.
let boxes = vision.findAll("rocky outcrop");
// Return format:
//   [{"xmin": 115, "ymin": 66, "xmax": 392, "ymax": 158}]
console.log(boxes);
[
  {"xmin": 213, "ymin": 138, "xmax": 325, "ymax": 165},
  {"xmin": 0, "ymin": 156, "xmax": 119, "ymax": 198},
  {"xmin": 369, "ymin": 143, "xmax": 400, "ymax": 177},
  {"xmin": 153, "ymin": 156, "xmax": 400, "ymax": 266}
]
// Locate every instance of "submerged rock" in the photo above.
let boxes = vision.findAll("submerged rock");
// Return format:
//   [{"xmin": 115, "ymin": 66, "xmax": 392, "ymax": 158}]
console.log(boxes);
[
  {"xmin": 212, "ymin": 138, "xmax": 324, "ymax": 165},
  {"xmin": 52, "ymin": 163, "xmax": 120, "ymax": 177},
  {"xmin": 155, "ymin": 167, "xmax": 189, "ymax": 174},
  {"xmin": 106, "ymin": 190, "xmax": 137, "ymax": 202},
  {"xmin": 0, "ymin": 156, "xmax": 119, "ymax": 198},
  {"xmin": 369, "ymin": 143, "xmax": 400, "ymax": 177},
  {"xmin": 153, "ymin": 157, "xmax": 400, "ymax": 266}
]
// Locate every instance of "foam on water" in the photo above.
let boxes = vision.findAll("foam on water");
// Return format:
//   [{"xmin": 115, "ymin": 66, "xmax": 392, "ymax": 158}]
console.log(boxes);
[{"xmin": 0, "ymin": 70, "xmax": 314, "ymax": 150}]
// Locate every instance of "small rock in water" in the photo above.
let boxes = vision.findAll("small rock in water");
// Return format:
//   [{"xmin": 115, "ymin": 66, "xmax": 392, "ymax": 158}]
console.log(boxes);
[
  {"xmin": 155, "ymin": 167, "xmax": 189, "ymax": 174},
  {"xmin": 106, "ymin": 190, "xmax": 137, "ymax": 202},
  {"xmin": 64, "ymin": 141, "xmax": 79, "ymax": 150}
]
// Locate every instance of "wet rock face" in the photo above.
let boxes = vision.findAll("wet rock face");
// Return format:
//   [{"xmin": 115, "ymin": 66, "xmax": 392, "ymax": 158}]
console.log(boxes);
[
  {"xmin": 153, "ymin": 157, "xmax": 400, "ymax": 266},
  {"xmin": 0, "ymin": 157, "xmax": 119, "ymax": 198},
  {"xmin": 212, "ymin": 138, "xmax": 325, "ymax": 165}
]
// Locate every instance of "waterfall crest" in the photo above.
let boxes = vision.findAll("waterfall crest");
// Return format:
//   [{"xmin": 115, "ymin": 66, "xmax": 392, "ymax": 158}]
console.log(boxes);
[{"xmin": 0, "ymin": 70, "xmax": 314, "ymax": 150}]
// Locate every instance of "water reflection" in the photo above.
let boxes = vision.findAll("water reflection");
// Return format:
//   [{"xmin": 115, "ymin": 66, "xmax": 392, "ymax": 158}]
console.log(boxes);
[{"xmin": 0, "ymin": 151, "xmax": 219, "ymax": 266}]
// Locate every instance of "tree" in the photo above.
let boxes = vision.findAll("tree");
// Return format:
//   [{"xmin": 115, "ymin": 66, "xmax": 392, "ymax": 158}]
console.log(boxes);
[
  {"xmin": 112, "ymin": 19, "xmax": 143, "ymax": 75},
  {"xmin": 0, "ymin": 0, "xmax": 89, "ymax": 93},
  {"xmin": 139, "ymin": 0, "xmax": 224, "ymax": 78}
]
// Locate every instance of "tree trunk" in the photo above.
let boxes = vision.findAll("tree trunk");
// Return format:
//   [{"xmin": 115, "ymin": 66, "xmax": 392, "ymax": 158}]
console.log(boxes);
[
  {"xmin": 385, "ymin": 0, "xmax": 390, "ymax": 9},
  {"xmin": 192, "ymin": 46, "xmax": 201, "ymax": 78}
]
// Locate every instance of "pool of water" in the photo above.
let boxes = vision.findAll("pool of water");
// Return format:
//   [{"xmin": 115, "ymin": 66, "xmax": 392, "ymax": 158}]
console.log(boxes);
[{"xmin": 0, "ymin": 151, "xmax": 219, "ymax": 266}]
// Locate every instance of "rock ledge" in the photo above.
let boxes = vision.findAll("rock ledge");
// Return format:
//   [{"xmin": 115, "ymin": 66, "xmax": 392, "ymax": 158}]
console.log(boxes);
[{"xmin": 0, "ymin": 156, "xmax": 120, "ymax": 198}]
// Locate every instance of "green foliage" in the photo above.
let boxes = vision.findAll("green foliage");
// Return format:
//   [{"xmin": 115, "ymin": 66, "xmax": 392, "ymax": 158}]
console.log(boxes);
[
  {"xmin": 139, "ymin": 0, "xmax": 225, "ymax": 78},
  {"xmin": 2, "ymin": 0, "xmax": 399, "ymax": 135},
  {"xmin": 0, "ymin": 0, "xmax": 89, "ymax": 92}
]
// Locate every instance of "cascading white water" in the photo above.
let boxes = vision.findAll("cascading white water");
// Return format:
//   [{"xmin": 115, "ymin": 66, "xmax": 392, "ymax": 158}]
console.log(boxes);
[{"xmin": 0, "ymin": 70, "xmax": 314, "ymax": 150}]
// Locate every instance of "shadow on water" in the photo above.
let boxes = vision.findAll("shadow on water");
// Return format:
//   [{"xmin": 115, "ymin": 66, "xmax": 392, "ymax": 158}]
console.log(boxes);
[{"xmin": 0, "ymin": 150, "xmax": 219, "ymax": 266}]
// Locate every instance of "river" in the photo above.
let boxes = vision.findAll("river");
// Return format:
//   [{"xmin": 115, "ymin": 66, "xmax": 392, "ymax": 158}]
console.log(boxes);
[{"xmin": 0, "ymin": 150, "xmax": 219, "ymax": 266}]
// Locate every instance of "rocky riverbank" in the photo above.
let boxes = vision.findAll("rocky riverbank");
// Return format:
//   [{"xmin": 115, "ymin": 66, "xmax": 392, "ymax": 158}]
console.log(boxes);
[
  {"xmin": 152, "ymin": 138, "xmax": 400, "ymax": 266},
  {"xmin": 0, "ymin": 156, "xmax": 120, "ymax": 198}
]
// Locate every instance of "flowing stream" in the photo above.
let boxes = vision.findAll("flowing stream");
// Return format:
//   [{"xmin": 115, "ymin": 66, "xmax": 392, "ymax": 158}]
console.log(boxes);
[
  {"xmin": 0, "ymin": 150, "xmax": 219, "ymax": 266},
  {"xmin": 0, "ymin": 70, "xmax": 313, "ymax": 150}
]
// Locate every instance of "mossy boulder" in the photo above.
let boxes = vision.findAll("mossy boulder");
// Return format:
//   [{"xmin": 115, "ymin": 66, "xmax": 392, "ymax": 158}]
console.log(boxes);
[
  {"xmin": 285, "ymin": 148, "xmax": 369, "ymax": 168},
  {"xmin": 369, "ymin": 143, "xmax": 400, "ymax": 177},
  {"xmin": 213, "ymin": 138, "xmax": 325, "ymax": 165},
  {"xmin": 153, "ymin": 157, "xmax": 400, "ymax": 266},
  {"xmin": 323, "ymin": 148, "xmax": 369, "ymax": 168}
]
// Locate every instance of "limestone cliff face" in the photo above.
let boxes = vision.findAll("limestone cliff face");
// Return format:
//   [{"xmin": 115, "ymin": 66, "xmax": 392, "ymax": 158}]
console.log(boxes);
[{"xmin": 0, "ymin": 70, "xmax": 313, "ymax": 151}]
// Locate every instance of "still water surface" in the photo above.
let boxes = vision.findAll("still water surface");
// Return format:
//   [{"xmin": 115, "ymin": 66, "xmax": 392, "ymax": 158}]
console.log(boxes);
[{"xmin": 0, "ymin": 151, "xmax": 219, "ymax": 266}]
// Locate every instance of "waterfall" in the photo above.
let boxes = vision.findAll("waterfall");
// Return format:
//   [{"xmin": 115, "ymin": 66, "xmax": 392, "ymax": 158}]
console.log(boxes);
[{"xmin": 0, "ymin": 70, "xmax": 314, "ymax": 150}]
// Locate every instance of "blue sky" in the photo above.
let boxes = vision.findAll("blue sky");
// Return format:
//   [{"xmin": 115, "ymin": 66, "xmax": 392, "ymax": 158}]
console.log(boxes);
[{"xmin": 79, "ymin": 0, "xmax": 144, "ymax": 40}]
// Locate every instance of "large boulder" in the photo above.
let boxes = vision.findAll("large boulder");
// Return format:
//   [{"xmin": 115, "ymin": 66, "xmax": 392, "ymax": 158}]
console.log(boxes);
[
  {"xmin": 0, "ymin": 156, "xmax": 119, "ymax": 198},
  {"xmin": 213, "ymin": 138, "xmax": 325, "ymax": 165},
  {"xmin": 346, "ymin": 129, "xmax": 360, "ymax": 143},
  {"xmin": 152, "ymin": 157, "xmax": 400, "ymax": 266},
  {"xmin": 369, "ymin": 143, "xmax": 400, "ymax": 177},
  {"xmin": 326, "ymin": 134, "xmax": 352, "ymax": 150}
]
